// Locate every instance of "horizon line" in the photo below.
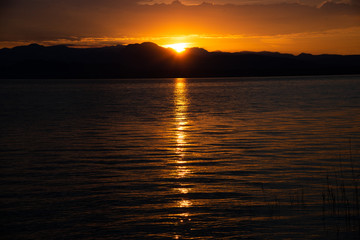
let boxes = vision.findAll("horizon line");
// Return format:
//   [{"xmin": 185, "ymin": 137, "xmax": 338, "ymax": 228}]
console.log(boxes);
[{"xmin": 2, "ymin": 41, "xmax": 360, "ymax": 57}]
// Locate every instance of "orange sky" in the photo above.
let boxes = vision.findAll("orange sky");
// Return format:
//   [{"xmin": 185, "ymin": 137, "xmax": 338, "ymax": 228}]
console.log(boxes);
[{"xmin": 0, "ymin": 0, "xmax": 360, "ymax": 54}]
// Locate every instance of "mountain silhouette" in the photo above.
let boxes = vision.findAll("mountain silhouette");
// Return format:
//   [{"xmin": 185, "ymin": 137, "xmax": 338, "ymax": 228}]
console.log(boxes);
[{"xmin": 0, "ymin": 42, "xmax": 359, "ymax": 78}]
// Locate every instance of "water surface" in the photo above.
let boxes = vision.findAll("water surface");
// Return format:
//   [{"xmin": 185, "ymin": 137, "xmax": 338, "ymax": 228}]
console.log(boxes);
[{"xmin": 1, "ymin": 76, "xmax": 360, "ymax": 239}]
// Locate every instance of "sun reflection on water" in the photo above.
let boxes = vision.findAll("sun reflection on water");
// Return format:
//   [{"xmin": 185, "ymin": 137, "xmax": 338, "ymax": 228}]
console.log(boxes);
[
  {"xmin": 173, "ymin": 78, "xmax": 193, "ymax": 236},
  {"xmin": 177, "ymin": 187, "xmax": 189, "ymax": 194},
  {"xmin": 178, "ymin": 199, "xmax": 193, "ymax": 208},
  {"xmin": 174, "ymin": 78, "xmax": 189, "ymax": 160}
]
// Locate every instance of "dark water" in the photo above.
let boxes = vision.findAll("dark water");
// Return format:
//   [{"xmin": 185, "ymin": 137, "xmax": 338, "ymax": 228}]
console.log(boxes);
[{"xmin": 1, "ymin": 76, "xmax": 360, "ymax": 239}]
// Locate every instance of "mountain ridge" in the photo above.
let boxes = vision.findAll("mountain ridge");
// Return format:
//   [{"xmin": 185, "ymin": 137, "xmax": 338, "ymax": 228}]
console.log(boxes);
[{"xmin": 1, "ymin": 42, "xmax": 359, "ymax": 79}]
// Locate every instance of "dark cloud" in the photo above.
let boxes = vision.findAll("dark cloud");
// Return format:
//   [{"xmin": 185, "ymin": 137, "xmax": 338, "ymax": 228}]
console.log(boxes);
[
  {"xmin": 146, "ymin": 0, "xmax": 326, "ymax": 5},
  {"xmin": 0, "ymin": 0, "xmax": 139, "ymax": 40},
  {"xmin": 319, "ymin": 0, "xmax": 360, "ymax": 13},
  {"xmin": 350, "ymin": 0, "xmax": 360, "ymax": 5}
]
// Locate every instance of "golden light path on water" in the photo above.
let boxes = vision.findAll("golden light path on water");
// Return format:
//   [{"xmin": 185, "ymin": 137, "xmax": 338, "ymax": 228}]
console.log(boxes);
[
  {"xmin": 175, "ymin": 78, "xmax": 188, "ymax": 160},
  {"xmin": 173, "ymin": 78, "xmax": 193, "ymax": 236}
]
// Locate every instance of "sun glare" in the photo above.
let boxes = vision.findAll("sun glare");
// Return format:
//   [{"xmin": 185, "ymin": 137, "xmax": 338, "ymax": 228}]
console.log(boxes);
[{"xmin": 164, "ymin": 43, "xmax": 188, "ymax": 53}]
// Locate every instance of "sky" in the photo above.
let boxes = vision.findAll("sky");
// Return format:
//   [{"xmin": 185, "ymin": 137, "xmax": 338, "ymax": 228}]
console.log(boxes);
[{"xmin": 0, "ymin": 0, "xmax": 360, "ymax": 54}]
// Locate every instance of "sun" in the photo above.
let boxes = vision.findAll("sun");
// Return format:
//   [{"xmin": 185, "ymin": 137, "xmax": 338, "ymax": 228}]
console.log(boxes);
[{"xmin": 164, "ymin": 43, "xmax": 188, "ymax": 53}]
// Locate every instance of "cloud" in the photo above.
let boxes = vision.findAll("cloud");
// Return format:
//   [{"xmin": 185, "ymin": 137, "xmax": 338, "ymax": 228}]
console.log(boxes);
[
  {"xmin": 144, "ymin": 0, "xmax": 332, "ymax": 6},
  {"xmin": 318, "ymin": 0, "xmax": 360, "ymax": 14},
  {"xmin": 350, "ymin": 0, "xmax": 360, "ymax": 5}
]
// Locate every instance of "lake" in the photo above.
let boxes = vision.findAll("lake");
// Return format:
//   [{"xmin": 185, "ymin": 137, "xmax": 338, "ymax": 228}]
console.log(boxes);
[{"xmin": 1, "ymin": 75, "xmax": 359, "ymax": 239}]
